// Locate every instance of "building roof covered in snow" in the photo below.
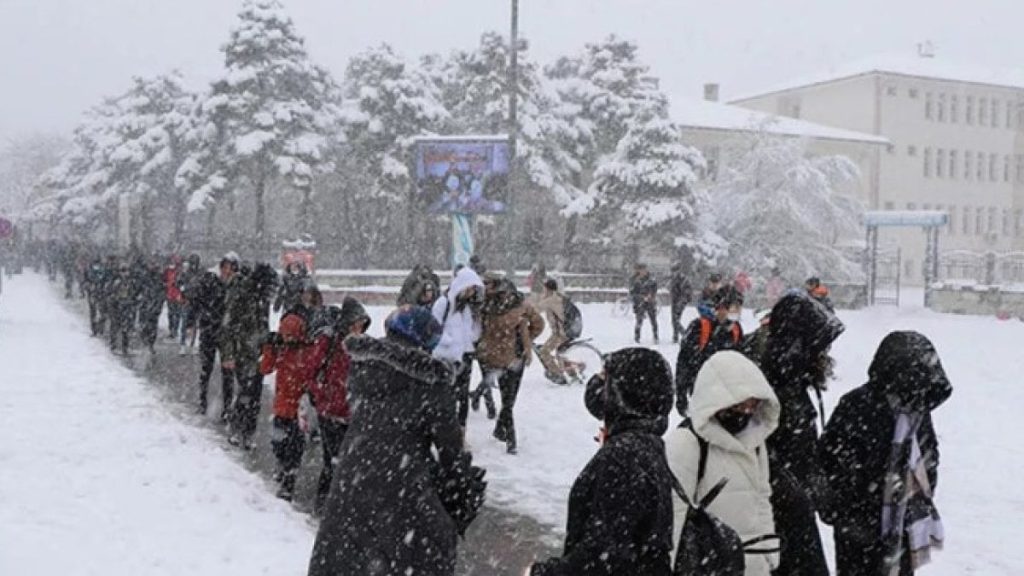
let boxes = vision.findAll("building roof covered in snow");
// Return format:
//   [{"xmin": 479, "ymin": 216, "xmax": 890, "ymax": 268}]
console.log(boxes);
[
  {"xmin": 672, "ymin": 98, "xmax": 889, "ymax": 145},
  {"xmin": 730, "ymin": 53, "xmax": 1024, "ymax": 103}
]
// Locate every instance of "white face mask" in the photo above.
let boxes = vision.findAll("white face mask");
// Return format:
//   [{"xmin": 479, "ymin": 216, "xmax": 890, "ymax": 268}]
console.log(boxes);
[{"xmin": 727, "ymin": 312, "xmax": 741, "ymax": 323}]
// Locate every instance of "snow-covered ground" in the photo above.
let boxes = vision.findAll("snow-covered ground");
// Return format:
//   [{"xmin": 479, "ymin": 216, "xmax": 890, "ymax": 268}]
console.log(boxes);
[
  {"xmin": 2, "ymin": 272, "xmax": 1021, "ymax": 574},
  {"xmin": 0, "ymin": 274, "xmax": 314, "ymax": 576}
]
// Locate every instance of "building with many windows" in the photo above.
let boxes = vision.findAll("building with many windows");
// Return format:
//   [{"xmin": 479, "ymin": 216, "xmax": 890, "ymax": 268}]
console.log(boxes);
[{"xmin": 730, "ymin": 54, "xmax": 1024, "ymax": 283}]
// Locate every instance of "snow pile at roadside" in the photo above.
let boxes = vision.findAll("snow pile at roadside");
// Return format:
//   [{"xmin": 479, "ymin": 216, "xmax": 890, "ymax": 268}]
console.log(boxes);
[{"xmin": 0, "ymin": 275, "xmax": 314, "ymax": 576}]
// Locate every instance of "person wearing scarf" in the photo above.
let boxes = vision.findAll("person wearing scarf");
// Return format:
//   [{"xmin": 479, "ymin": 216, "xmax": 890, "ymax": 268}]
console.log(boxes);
[{"xmin": 819, "ymin": 331, "xmax": 952, "ymax": 575}]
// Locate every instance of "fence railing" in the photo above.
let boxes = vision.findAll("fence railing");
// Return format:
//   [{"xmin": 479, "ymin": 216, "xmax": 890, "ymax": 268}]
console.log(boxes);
[{"xmin": 938, "ymin": 251, "xmax": 1024, "ymax": 286}]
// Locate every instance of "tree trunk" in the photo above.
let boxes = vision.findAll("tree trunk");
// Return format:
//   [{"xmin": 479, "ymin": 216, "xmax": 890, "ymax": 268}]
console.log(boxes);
[
  {"xmin": 205, "ymin": 205, "xmax": 217, "ymax": 248},
  {"xmin": 140, "ymin": 195, "xmax": 155, "ymax": 253},
  {"xmin": 255, "ymin": 171, "xmax": 266, "ymax": 240},
  {"xmin": 562, "ymin": 214, "xmax": 579, "ymax": 271},
  {"xmin": 173, "ymin": 195, "xmax": 186, "ymax": 250},
  {"xmin": 299, "ymin": 185, "xmax": 312, "ymax": 235}
]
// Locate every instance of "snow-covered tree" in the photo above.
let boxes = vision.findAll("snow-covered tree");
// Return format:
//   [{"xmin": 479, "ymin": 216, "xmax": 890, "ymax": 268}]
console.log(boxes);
[
  {"xmin": 0, "ymin": 133, "xmax": 69, "ymax": 218},
  {"xmin": 587, "ymin": 117, "xmax": 707, "ymax": 256},
  {"xmin": 709, "ymin": 131, "xmax": 865, "ymax": 281},
  {"xmin": 186, "ymin": 0, "xmax": 339, "ymax": 236}
]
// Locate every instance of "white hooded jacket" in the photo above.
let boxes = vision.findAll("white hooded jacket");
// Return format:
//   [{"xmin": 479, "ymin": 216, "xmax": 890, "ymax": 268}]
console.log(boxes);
[
  {"xmin": 666, "ymin": 350, "xmax": 781, "ymax": 575},
  {"xmin": 431, "ymin": 268, "xmax": 484, "ymax": 363}
]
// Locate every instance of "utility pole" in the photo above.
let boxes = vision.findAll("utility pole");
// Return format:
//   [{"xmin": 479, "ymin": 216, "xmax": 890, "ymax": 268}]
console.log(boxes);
[{"xmin": 506, "ymin": 0, "xmax": 520, "ymax": 274}]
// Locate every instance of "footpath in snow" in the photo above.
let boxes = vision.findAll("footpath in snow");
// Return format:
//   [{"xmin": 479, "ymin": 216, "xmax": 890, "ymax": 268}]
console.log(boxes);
[{"xmin": 0, "ymin": 274, "xmax": 314, "ymax": 576}]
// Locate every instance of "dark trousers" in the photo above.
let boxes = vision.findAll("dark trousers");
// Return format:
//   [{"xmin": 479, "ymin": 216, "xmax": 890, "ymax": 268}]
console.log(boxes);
[
  {"xmin": 198, "ymin": 331, "xmax": 233, "ymax": 415},
  {"xmin": 88, "ymin": 295, "xmax": 104, "ymax": 336},
  {"xmin": 835, "ymin": 530, "xmax": 913, "ymax": 576},
  {"xmin": 454, "ymin": 355, "xmax": 473, "ymax": 428},
  {"xmin": 495, "ymin": 365, "xmax": 525, "ymax": 441},
  {"xmin": 316, "ymin": 418, "xmax": 349, "ymax": 507},
  {"xmin": 138, "ymin": 304, "xmax": 162, "ymax": 350},
  {"xmin": 272, "ymin": 416, "xmax": 306, "ymax": 494},
  {"xmin": 108, "ymin": 308, "xmax": 131, "ymax": 354},
  {"xmin": 671, "ymin": 303, "xmax": 687, "ymax": 342},
  {"xmin": 167, "ymin": 301, "xmax": 182, "ymax": 338},
  {"xmin": 634, "ymin": 304, "xmax": 658, "ymax": 341},
  {"xmin": 231, "ymin": 371, "xmax": 262, "ymax": 441}
]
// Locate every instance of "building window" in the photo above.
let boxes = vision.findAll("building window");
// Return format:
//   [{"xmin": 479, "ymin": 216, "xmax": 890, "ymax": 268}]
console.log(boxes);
[
  {"xmin": 923, "ymin": 203, "xmax": 933, "ymax": 211},
  {"xmin": 950, "ymin": 150, "xmax": 958, "ymax": 179},
  {"xmin": 948, "ymin": 206, "xmax": 957, "ymax": 236},
  {"xmin": 963, "ymin": 207, "xmax": 972, "ymax": 235},
  {"xmin": 990, "ymin": 153, "xmax": 999, "ymax": 181},
  {"xmin": 950, "ymin": 95, "xmax": 959, "ymax": 123},
  {"xmin": 886, "ymin": 143, "xmax": 896, "ymax": 155},
  {"xmin": 1005, "ymin": 155, "xmax": 1012, "ymax": 182},
  {"xmin": 978, "ymin": 152, "xmax": 986, "ymax": 180},
  {"xmin": 907, "ymin": 202, "xmax": 918, "ymax": 211},
  {"xmin": 965, "ymin": 151, "xmax": 973, "ymax": 180},
  {"xmin": 977, "ymin": 207, "xmax": 985, "ymax": 234},
  {"xmin": 1018, "ymin": 102, "xmax": 1024, "ymax": 129},
  {"xmin": 992, "ymin": 99, "xmax": 1000, "ymax": 127},
  {"xmin": 1017, "ymin": 155, "xmax": 1024, "ymax": 183},
  {"xmin": 989, "ymin": 207, "xmax": 998, "ymax": 234},
  {"xmin": 967, "ymin": 96, "xmax": 975, "ymax": 124},
  {"xmin": 936, "ymin": 149, "xmax": 945, "ymax": 178},
  {"xmin": 884, "ymin": 201, "xmax": 895, "ymax": 210},
  {"xmin": 909, "ymin": 88, "xmax": 919, "ymax": 99},
  {"xmin": 980, "ymin": 98, "xmax": 988, "ymax": 125},
  {"xmin": 925, "ymin": 93, "xmax": 934, "ymax": 120},
  {"xmin": 886, "ymin": 84, "xmax": 898, "ymax": 97},
  {"xmin": 937, "ymin": 94, "xmax": 946, "ymax": 122},
  {"xmin": 1007, "ymin": 100, "xmax": 1015, "ymax": 129},
  {"xmin": 923, "ymin": 148, "xmax": 932, "ymax": 177},
  {"xmin": 1004, "ymin": 209, "xmax": 1011, "ymax": 236},
  {"xmin": 907, "ymin": 145, "xmax": 918, "ymax": 156},
  {"xmin": 1016, "ymin": 209, "xmax": 1023, "ymax": 238}
]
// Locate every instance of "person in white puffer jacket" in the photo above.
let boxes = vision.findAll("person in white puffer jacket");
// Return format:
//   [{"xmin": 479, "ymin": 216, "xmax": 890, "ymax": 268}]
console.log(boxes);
[
  {"xmin": 432, "ymin": 266, "xmax": 485, "ymax": 429},
  {"xmin": 666, "ymin": 350, "xmax": 782, "ymax": 575}
]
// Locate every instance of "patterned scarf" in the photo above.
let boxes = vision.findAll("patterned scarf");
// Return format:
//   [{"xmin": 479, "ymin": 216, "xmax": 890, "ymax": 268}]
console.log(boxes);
[{"xmin": 881, "ymin": 412, "xmax": 945, "ymax": 575}]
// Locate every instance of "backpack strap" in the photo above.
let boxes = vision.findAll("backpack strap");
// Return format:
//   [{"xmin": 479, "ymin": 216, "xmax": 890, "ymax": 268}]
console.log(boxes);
[
  {"xmin": 698, "ymin": 317, "xmax": 712, "ymax": 350},
  {"xmin": 742, "ymin": 534, "xmax": 782, "ymax": 555},
  {"xmin": 731, "ymin": 322, "xmax": 742, "ymax": 344},
  {"xmin": 680, "ymin": 418, "xmax": 709, "ymax": 483}
]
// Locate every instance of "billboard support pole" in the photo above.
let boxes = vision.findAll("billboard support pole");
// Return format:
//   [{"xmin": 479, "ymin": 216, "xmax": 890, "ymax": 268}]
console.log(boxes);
[
  {"xmin": 452, "ymin": 213, "xmax": 474, "ymax": 269},
  {"xmin": 506, "ymin": 0, "xmax": 520, "ymax": 273}
]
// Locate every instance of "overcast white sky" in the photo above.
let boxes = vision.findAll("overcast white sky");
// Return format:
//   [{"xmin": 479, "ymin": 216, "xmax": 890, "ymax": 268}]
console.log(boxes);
[{"xmin": 1, "ymin": 0, "xmax": 1022, "ymax": 142}]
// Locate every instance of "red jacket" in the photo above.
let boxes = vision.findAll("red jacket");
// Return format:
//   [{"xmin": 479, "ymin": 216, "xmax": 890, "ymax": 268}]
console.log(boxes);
[
  {"xmin": 164, "ymin": 266, "xmax": 183, "ymax": 304},
  {"xmin": 262, "ymin": 311, "xmax": 313, "ymax": 420},
  {"xmin": 306, "ymin": 334, "xmax": 352, "ymax": 421}
]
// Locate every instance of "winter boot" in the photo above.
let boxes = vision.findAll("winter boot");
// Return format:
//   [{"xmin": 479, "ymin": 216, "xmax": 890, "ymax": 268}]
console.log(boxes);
[
  {"xmin": 506, "ymin": 429, "xmax": 518, "ymax": 455},
  {"xmin": 484, "ymin": 390, "xmax": 497, "ymax": 420},
  {"xmin": 470, "ymin": 388, "xmax": 481, "ymax": 412},
  {"xmin": 492, "ymin": 423, "xmax": 507, "ymax": 443},
  {"xmin": 276, "ymin": 472, "xmax": 296, "ymax": 502}
]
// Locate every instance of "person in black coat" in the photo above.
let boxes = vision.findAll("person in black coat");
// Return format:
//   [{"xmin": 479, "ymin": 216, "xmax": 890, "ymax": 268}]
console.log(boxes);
[
  {"xmin": 668, "ymin": 261, "xmax": 692, "ymax": 344},
  {"xmin": 529, "ymin": 347, "xmax": 675, "ymax": 576},
  {"xmin": 630, "ymin": 263, "xmax": 659, "ymax": 343},
  {"xmin": 762, "ymin": 292, "xmax": 845, "ymax": 576},
  {"xmin": 274, "ymin": 262, "xmax": 309, "ymax": 314},
  {"xmin": 107, "ymin": 260, "xmax": 139, "ymax": 355},
  {"xmin": 136, "ymin": 256, "xmax": 166, "ymax": 354},
  {"xmin": 675, "ymin": 285, "xmax": 744, "ymax": 416},
  {"xmin": 187, "ymin": 264, "xmax": 228, "ymax": 416},
  {"xmin": 819, "ymin": 331, "xmax": 951, "ymax": 576},
  {"xmin": 308, "ymin": 306, "xmax": 486, "ymax": 576}
]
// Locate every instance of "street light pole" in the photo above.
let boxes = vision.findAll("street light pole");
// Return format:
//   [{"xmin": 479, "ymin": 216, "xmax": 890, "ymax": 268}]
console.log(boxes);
[{"xmin": 506, "ymin": 0, "xmax": 520, "ymax": 274}]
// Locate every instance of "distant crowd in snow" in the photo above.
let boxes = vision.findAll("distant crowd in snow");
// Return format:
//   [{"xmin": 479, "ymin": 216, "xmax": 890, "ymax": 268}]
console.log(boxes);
[{"xmin": 20, "ymin": 239, "xmax": 952, "ymax": 576}]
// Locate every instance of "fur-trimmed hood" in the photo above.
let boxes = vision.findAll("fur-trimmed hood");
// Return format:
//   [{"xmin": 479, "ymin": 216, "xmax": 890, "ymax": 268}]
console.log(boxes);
[{"xmin": 345, "ymin": 334, "xmax": 453, "ymax": 399}]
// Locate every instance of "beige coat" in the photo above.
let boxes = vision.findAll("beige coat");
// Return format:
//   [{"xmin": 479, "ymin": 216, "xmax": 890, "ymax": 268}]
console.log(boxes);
[
  {"xmin": 476, "ymin": 295, "xmax": 545, "ymax": 370},
  {"xmin": 535, "ymin": 292, "xmax": 566, "ymax": 340},
  {"xmin": 666, "ymin": 350, "xmax": 781, "ymax": 575}
]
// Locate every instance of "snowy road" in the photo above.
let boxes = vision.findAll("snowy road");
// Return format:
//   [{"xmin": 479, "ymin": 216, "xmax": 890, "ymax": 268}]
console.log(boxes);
[{"xmin": 0, "ymin": 274, "xmax": 314, "ymax": 576}]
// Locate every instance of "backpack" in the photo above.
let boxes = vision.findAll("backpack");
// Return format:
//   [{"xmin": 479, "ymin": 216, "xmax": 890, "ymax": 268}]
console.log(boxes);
[
  {"xmin": 562, "ymin": 297, "xmax": 583, "ymax": 340},
  {"xmin": 697, "ymin": 317, "xmax": 742, "ymax": 351},
  {"xmin": 671, "ymin": 421, "xmax": 781, "ymax": 575}
]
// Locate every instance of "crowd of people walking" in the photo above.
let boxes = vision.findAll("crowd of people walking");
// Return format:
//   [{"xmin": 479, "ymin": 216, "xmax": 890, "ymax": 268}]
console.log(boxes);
[{"xmin": 26, "ymin": 240, "xmax": 951, "ymax": 576}]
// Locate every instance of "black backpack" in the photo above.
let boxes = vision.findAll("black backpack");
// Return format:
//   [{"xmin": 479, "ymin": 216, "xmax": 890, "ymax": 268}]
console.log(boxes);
[
  {"xmin": 563, "ymin": 297, "xmax": 583, "ymax": 340},
  {"xmin": 671, "ymin": 420, "xmax": 780, "ymax": 575}
]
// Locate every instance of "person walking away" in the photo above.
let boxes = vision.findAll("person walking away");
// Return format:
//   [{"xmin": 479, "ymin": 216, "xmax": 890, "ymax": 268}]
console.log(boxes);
[
  {"xmin": 818, "ymin": 331, "xmax": 951, "ymax": 576},
  {"xmin": 762, "ymin": 292, "xmax": 844, "ymax": 576},
  {"xmin": 305, "ymin": 296, "xmax": 371, "ymax": 514},
  {"xmin": 669, "ymin": 261, "xmax": 692, "ymax": 343},
  {"xmin": 397, "ymin": 264, "xmax": 441, "ymax": 307},
  {"xmin": 535, "ymin": 278, "xmax": 569, "ymax": 385},
  {"xmin": 107, "ymin": 261, "xmax": 138, "ymax": 355},
  {"xmin": 60, "ymin": 242, "xmax": 77, "ymax": 299},
  {"xmin": 177, "ymin": 254, "xmax": 202, "ymax": 354},
  {"xmin": 164, "ymin": 255, "xmax": 184, "ymax": 340},
  {"xmin": 474, "ymin": 274, "xmax": 545, "ymax": 454},
  {"xmin": 260, "ymin": 281, "xmax": 320, "ymax": 499},
  {"xmin": 666, "ymin": 350, "xmax": 781, "ymax": 575},
  {"xmin": 431, "ymin": 266, "xmax": 485, "ymax": 431},
  {"xmin": 805, "ymin": 277, "xmax": 836, "ymax": 312},
  {"xmin": 136, "ymin": 255, "xmax": 166, "ymax": 355},
  {"xmin": 308, "ymin": 306, "xmax": 486, "ymax": 576},
  {"xmin": 743, "ymin": 308, "xmax": 773, "ymax": 368},
  {"xmin": 765, "ymin": 267, "xmax": 785, "ymax": 307},
  {"xmin": 734, "ymin": 270, "xmax": 753, "ymax": 295},
  {"xmin": 83, "ymin": 256, "xmax": 110, "ymax": 336},
  {"xmin": 630, "ymin": 263, "xmax": 659, "ymax": 343},
  {"xmin": 675, "ymin": 285, "xmax": 745, "ymax": 416},
  {"xmin": 190, "ymin": 257, "xmax": 229, "ymax": 417},
  {"xmin": 222, "ymin": 256, "xmax": 268, "ymax": 446},
  {"xmin": 274, "ymin": 261, "xmax": 309, "ymax": 314},
  {"xmin": 528, "ymin": 348, "xmax": 675, "ymax": 575}
]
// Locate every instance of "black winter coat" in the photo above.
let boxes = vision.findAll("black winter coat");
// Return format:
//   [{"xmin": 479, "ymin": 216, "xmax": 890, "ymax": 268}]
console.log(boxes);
[
  {"xmin": 674, "ymin": 317, "xmax": 743, "ymax": 415},
  {"xmin": 187, "ymin": 272, "xmax": 225, "ymax": 334},
  {"xmin": 274, "ymin": 271, "xmax": 308, "ymax": 313},
  {"xmin": 762, "ymin": 293, "xmax": 844, "ymax": 576},
  {"xmin": 669, "ymin": 272, "xmax": 692, "ymax": 310},
  {"xmin": 530, "ymin": 421, "xmax": 675, "ymax": 576},
  {"xmin": 308, "ymin": 335, "xmax": 481, "ymax": 576},
  {"xmin": 818, "ymin": 331, "xmax": 951, "ymax": 576},
  {"xmin": 630, "ymin": 274, "xmax": 658, "ymax": 311}
]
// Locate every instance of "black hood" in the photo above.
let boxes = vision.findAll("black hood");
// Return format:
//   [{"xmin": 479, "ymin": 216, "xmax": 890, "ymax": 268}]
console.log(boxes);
[
  {"xmin": 764, "ymin": 292, "xmax": 845, "ymax": 381},
  {"xmin": 868, "ymin": 331, "xmax": 952, "ymax": 412},
  {"xmin": 337, "ymin": 296, "xmax": 371, "ymax": 334},
  {"xmin": 585, "ymin": 347, "xmax": 673, "ymax": 435},
  {"xmin": 344, "ymin": 335, "xmax": 453, "ymax": 400},
  {"xmin": 482, "ymin": 279, "xmax": 524, "ymax": 316},
  {"xmin": 310, "ymin": 297, "xmax": 372, "ymax": 338}
]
